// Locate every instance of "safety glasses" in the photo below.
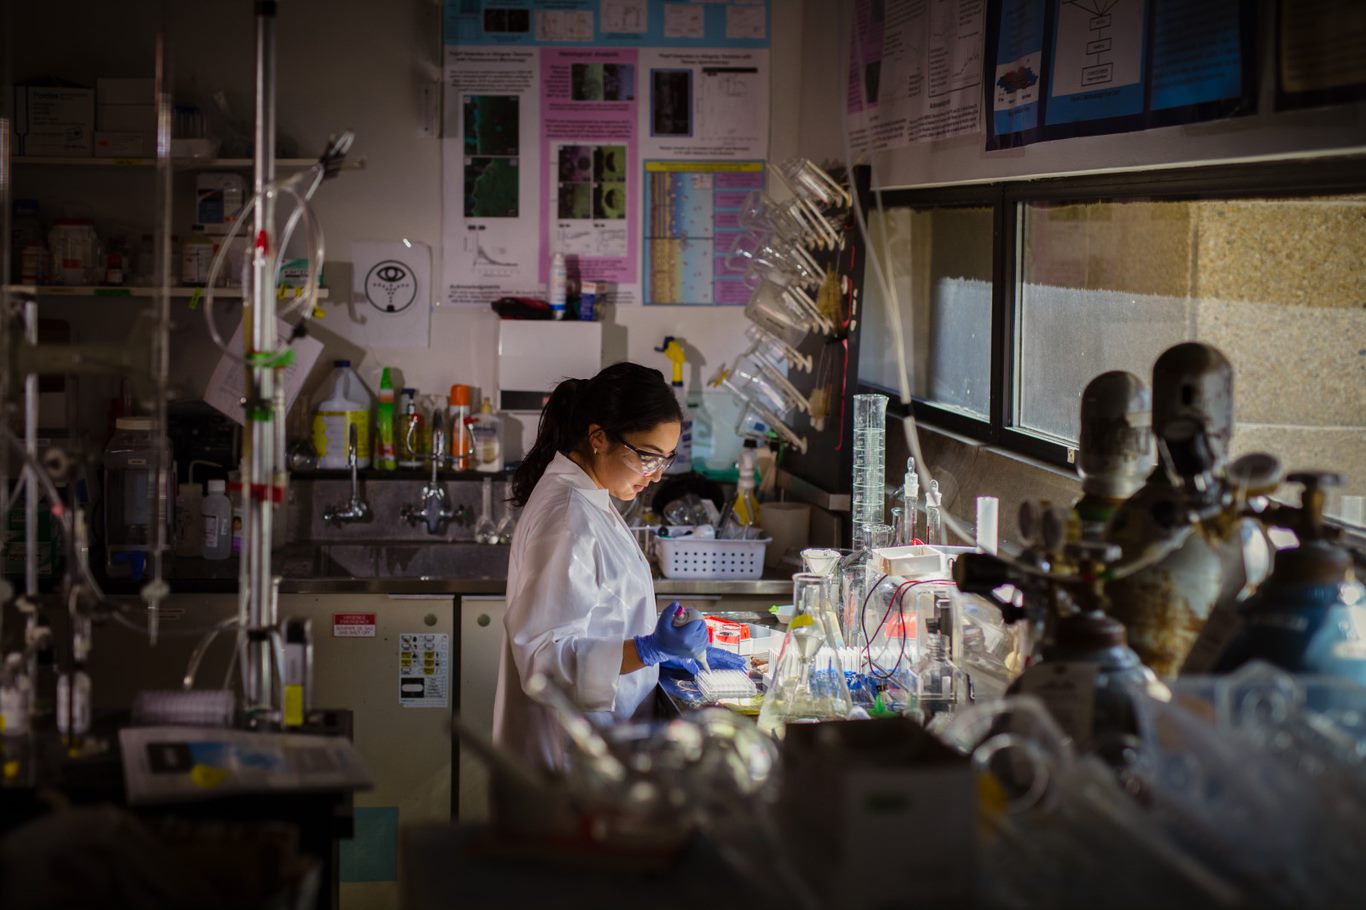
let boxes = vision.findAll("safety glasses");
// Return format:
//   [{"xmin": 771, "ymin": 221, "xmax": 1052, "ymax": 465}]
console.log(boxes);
[{"xmin": 615, "ymin": 436, "xmax": 676, "ymax": 475}]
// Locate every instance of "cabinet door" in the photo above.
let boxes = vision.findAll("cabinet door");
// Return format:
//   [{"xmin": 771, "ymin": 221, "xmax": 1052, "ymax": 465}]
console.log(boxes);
[
  {"xmin": 457, "ymin": 596, "xmax": 506, "ymax": 822},
  {"xmin": 278, "ymin": 593, "xmax": 454, "ymax": 910}
]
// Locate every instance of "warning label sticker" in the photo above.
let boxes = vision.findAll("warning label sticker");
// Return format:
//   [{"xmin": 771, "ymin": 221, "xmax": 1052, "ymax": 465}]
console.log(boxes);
[
  {"xmin": 333, "ymin": 613, "xmax": 377, "ymax": 637},
  {"xmin": 399, "ymin": 632, "xmax": 449, "ymax": 708}
]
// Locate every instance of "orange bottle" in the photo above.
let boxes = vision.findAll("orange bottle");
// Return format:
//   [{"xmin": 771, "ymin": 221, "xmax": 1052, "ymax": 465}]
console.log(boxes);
[{"xmin": 448, "ymin": 384, "xmax": 475, "ymax": 471}]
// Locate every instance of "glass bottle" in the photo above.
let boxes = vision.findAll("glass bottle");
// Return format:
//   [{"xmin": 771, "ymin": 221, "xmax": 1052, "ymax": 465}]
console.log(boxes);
[
  {"xmin": 924, "ymin": 479, "xmax": 944, "ymax": 546},
  {"xmin": 758, "ymin": 573, "xmax": 852, "ymax": 738},
  {"xmin": 474, "ymin": 476, "xmax": 498, "ymax": 544}
]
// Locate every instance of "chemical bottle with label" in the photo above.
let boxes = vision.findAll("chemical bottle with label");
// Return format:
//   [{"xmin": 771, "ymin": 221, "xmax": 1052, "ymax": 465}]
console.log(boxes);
[
  {"xmin": 719, "ymin": 438, "xmax": 762, "ymax": 538},
  {"xmin": 312, "ymin": 359, "xmax": 371, "ymax": 470},
  {"xmin": 470, "ymin": 397, "xmax": 504, "ymax": 473},
  {"xmin": 657, "ymin": 337, "xmax": 692, "ymax": 475},
  {"xmin": 201, "ymin": 479, "xmax": 232, "ymax": 560},
  {"xmin": 448, "ymin": 384, "xmax": 475, "ymax": 471},
  {"xmin": 549, "ymin": 253, "xmax": 567, "ymax": 320},
  {"xmin": 173, "ymin": 481, "xmax": 204, "ymax": 558},
  {"xmin": 376, "ymin": 367, "xmax": 397, "ymax": 470},
  {"xmin": 398, "ymin": 388, "xmax": 425, "ymax": 469}
]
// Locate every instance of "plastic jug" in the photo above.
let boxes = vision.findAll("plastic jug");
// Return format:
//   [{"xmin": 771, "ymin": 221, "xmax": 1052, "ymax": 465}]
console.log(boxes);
[{"xmin": 312, "ymin": 360, "xmax": 372, "ymax": 470}]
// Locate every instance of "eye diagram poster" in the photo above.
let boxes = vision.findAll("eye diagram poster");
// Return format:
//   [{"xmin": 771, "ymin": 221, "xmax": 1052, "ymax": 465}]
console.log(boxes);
[
  {"xmin": 442, "ymin": 0, "xmax": 770, "ymax": 308},
  {"xmin": 846, "ymin": 0, "xmax": 987, "ymax": 154},
  {"xmin": 643, "ymin": 161, "xmax": 763, "ymax": 306},
  {"xmin": 986, "ymin": 0, "xmax": 1254, "ymax": 148}
]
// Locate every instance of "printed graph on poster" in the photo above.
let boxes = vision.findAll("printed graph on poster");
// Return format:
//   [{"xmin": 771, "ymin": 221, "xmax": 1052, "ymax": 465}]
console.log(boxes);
[{"xmin": 399, "ymin": 632, "xmax": 449, "ymax": 708}]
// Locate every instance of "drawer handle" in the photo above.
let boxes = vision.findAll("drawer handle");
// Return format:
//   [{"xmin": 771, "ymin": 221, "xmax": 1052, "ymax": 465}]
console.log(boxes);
[{"xmin": 477, "ymin": 614, "xmax": 491, "ymax": 627}]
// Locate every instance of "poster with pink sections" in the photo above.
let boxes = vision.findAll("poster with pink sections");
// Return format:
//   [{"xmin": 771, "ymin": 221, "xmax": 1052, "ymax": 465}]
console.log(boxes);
[{"xmin": 539, "ymin": 47, "xmax": 640, "ymax": 295}]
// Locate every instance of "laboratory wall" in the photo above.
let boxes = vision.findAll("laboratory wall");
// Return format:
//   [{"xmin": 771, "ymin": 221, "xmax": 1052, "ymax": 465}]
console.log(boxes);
[{"xmin": 11, "ymin": 0, "xmax": 813, "ymax": 444}]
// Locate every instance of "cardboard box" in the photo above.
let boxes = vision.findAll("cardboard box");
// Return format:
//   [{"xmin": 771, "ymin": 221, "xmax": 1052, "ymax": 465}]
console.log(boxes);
[
  {"xmin": 97, "ymin": 77, "xmax": 154, "ymax": 106},
  {"xmin": 97, "ymin": 103, "xmax": 157, "ymax": 132},
  {"xmin": 21, "ymin": 127, "xmax": 93, "ymax": 157},
  {"xmin": 14, "ymin": 86, "xmax": 94, "ymax": 133},
  {"xmin": 95, "ymin": 131, "xmax": 155, "ymax": 158}
]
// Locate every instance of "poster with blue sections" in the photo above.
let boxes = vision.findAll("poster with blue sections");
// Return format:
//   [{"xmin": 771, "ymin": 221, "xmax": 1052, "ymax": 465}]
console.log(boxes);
[
  {"xmin": 444, "ymin": 0, "xmax": 771, "ymax": 49},
  {"xmin": 986, "ymin": 0, "xmax": 1255, "ymax": 149}
]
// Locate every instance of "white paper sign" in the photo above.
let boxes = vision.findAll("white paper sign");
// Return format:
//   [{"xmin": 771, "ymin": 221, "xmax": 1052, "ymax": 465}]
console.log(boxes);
[
  {"xmin": 334, "ymin": 240, "xmax": 433, "ymax": 347},
  {"xmin": 202, "ymin": 317, "xmax": 325, "ymax": 426}
]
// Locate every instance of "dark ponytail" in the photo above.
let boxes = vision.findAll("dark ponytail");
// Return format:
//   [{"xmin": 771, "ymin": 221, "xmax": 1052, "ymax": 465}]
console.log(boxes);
[{"xmin": 511, "ymin": 361, "xmax": 682, "ymax": 506}]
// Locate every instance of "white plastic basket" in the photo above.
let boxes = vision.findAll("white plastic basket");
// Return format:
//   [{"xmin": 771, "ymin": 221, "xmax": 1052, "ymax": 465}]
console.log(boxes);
[{"xmin": 654, "ymin": 535, "xmax": 771, "ymax": 580}]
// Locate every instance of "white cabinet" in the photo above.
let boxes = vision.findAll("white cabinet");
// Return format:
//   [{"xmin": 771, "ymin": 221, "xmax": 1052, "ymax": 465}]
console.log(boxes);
[{"xmin": 457, "ymin": 596, "xmax": 506, "ymax": 822}]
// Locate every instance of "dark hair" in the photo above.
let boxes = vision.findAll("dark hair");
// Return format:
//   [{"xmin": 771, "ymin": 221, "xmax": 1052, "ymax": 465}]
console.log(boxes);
[{"xmin": 511, "ymin": 361, "xmax": 682, "ymax": 506}]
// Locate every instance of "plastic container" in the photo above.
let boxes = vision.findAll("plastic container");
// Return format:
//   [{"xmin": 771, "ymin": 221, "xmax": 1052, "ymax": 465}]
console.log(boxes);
[
  {"xmin": 201, "ymin": 479, "xmax": 232, "ymax": 561},
  {"xmin": 549, "ymin": 252, "xmax": 567, "ymax": 319},
  {"xmin": 48, "ymin": 219, "xmax": 101, "ymax": 285},
  {"xmin": 102, "ymin": 417, "xmax": 173, "ymax": 568},
  {"xmin": 577, "ymin": 279, "xmax": 597, "ymax": 321},
  {"xmin": 448, "ymin": 384, "xmax": 474, "ymax": 471},
  {"xmin": 312, "ymin": 360, "xmax": 372, "ymax": 470},
  {"xmin": 173, "ymin": 482, "xmax": 204, "ymax": 558},
  {"xmin": 655, "ymin": 534, "xmax": 771, "ymax": 580},
  {"xmin": 470, "ymin": 397, "xmax": 503, "ymax": 473},
  {"xmin": 376, "ymin": 367, "xmax": 397, "ymax": 470},
  {"xmin": 180, "ymin": 225, "xmax": 216, "ymax": 286}
]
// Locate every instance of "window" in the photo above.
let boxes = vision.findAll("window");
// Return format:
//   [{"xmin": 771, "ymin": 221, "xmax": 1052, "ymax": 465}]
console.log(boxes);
[{"xmin": 860, "ymin": 159, "xmax": 1366, "ymax": 524}]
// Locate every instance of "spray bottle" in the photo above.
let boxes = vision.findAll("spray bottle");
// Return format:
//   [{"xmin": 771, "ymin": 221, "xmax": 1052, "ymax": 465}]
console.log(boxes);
[
  {"xmin": 656, "ymin": 337, "xmax": 693, "ymax": 475},
  {"xmin": 376, "ymin": 367, "xmax": 397, "ymax": 471}
]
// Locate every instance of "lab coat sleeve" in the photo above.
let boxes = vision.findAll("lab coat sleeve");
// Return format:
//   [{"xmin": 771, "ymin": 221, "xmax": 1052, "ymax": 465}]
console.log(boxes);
[{"xmin": 505, "ymin": 501, "xmax": 630, "ymax": 713}]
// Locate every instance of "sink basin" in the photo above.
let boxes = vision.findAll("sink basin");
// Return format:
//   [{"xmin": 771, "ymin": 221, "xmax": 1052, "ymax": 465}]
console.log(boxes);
[{"xmin": 304, "ymin": 542, "xmax": 510, "ymax": 579}]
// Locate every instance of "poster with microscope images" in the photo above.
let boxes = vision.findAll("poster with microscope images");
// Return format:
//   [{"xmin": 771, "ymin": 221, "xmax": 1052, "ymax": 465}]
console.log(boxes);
[
  {"xmin": 540, "ymin": 48, "xmax": 640, "ymax": 301},
  {"xmin": 639, "ymin": 49, "xmax": 769, "ymax": 160},
  {"xmin": 442, "ymin": 47, "xmax": 545, "ymax": 306}
]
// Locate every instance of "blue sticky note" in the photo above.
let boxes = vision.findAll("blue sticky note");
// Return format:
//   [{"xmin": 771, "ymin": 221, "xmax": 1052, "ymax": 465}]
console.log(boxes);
[{"xmin": 339, "ymin": 805, "xmax": 399, "ymax": 882}]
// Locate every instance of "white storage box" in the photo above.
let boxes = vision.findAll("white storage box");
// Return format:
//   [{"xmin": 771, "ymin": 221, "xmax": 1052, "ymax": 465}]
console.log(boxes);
[{"xmin": 655, "ymin": 534, "xmax": 770, "ymax": 580}]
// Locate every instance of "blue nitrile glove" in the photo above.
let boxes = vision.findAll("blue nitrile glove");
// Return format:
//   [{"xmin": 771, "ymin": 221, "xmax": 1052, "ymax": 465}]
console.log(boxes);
[
  {"xmin": 661, "ymin": 646, "xmax": 747, "ymax": 676},
  {"xmin": 635, "ymin": 602, "xmax": 708, "ymax": 669}
]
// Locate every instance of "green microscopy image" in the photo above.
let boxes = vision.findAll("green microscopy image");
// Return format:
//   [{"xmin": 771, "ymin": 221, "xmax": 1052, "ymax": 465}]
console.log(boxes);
[
  {"xmin": 595, "ymin": 145, "xmax": 627, "ymax": 182},
  {"xmin": 465, "ymin": 157, "xmax": 519, "ymax": 217},
  {"xmin": 463, "ymin": 95, "xmax": 519, "ymax": 156},
  {"xmin": 571, "ymin": 64, "xmax": 605, "ymax": 100},
  {"xmin": 595, "ymin": 182, "xmax": 626, "ymax": 220}
]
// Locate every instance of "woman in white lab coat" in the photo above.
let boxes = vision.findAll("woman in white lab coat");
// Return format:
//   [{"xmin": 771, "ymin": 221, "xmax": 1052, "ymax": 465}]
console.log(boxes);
[{"xmin": 493, "ymin": 362, "xmax": 741, "ymax": 771}]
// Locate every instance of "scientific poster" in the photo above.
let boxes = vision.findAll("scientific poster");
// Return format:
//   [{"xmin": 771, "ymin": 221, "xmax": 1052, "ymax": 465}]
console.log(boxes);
[
  {"xmin": 1276, "ymin": 0, "xmax": 1366, "ymax": 111},
  {"xmin": 1044, "ymin": 0, "xmax": 1148, "ymax": 128},
  {"xmin": 443, "ymin": 48, "xmax": 544, "ymax": 305},
  {"xmin": 642, "ymin": 161, "xmax": 764, "ymax": 306},
  {"xmin": 540, "ymin": 47, "xmax": 640, "ymax": 295},
  {"xmin": 985, "ymin": 0, "xmax": 1254, "ymax": 148},
  {"xmin": 441, "ymin": 0, "xmax": 771, "ymax": 308},
  {"xmin": 847, "ymin": 0, "xmax": 987, "ymax": 153}
]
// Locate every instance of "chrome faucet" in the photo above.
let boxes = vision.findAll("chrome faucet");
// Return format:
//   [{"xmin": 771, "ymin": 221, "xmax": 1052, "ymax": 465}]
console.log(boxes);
[
  {"xmin": 402, "ymin": 412, "xmax": 468, "ymax": 535},
  {"xmin": 323, "ymin": 423, "xmax": 372, "ymax": 526}
]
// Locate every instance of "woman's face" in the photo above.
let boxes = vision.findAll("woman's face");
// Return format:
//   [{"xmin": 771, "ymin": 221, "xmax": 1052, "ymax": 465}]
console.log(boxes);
[{"xmin": 587, "ymin": 420, "xmax": 682, "ymax": 501}]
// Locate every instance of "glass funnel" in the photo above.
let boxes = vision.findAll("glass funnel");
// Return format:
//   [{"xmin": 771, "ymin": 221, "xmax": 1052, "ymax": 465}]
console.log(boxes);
[{"xmin": 757, "ymin": 573, "xmax": 853, "ymax": 737}]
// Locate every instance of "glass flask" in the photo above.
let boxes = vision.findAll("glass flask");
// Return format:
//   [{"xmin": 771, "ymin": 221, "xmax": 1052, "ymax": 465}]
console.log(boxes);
[
  {"xmin": 838, "ymin": 523, "xmax": 894, "ymax": 648},
  {"xmin": 757, "ymin": 573, "xmax": 853, "ymax": 738}
]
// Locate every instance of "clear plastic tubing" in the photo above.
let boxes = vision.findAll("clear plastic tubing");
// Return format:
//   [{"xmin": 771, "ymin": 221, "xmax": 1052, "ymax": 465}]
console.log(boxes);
[{"xmin": 851, "ymin": 393, "xmax": 889, "ymax": 546}]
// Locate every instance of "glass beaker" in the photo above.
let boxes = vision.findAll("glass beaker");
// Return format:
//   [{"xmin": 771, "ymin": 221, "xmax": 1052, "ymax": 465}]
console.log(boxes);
[
  {"xmin": 757, "ymin": 573, "xmax": 853, "ymax": 737},
  {"xmin": 851, "ymin": 394, "xmax": 888, "ymax": 543}
]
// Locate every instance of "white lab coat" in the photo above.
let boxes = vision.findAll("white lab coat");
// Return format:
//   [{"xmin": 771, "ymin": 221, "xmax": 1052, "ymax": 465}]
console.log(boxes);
[{"xmin": 493, "ymin": 452, "xmax": 660, "ymax": 771}]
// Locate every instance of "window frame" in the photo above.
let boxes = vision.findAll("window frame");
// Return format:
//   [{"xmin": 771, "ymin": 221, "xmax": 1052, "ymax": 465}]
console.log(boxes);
[{"xmin": 861, "ymin": 155, "xmax": 1366, "ymax": 471}]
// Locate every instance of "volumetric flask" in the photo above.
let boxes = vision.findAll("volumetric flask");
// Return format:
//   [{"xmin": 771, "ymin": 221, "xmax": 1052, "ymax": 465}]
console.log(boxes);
[
  {"xmin": 758, "ymin": 573, "xmax": 853, "ymax": 737},
  {"xmin": 851, "ymin": 394, "xmax": 888, "ymax": 543}
]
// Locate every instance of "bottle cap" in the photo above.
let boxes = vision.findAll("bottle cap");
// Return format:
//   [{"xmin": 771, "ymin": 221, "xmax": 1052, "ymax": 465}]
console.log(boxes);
[
  {"xmin": 449, "ymin": 384, "xmax": 471, "ymax": 407},
  {"xmin": 208, "ymin": 479, "xmax": 227, "ymax": 493}
]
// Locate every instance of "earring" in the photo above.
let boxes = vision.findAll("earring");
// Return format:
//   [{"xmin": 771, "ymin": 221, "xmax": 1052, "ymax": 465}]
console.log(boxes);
[{"xmin": 593, "ymin": 447, "xmax": 599, "ymax": 455}]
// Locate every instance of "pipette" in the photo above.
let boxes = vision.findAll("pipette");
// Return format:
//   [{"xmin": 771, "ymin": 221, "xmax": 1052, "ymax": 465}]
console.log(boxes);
[{"xmin": 672, "ymin": 604, "xmax": 711, "ymax": 673}]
